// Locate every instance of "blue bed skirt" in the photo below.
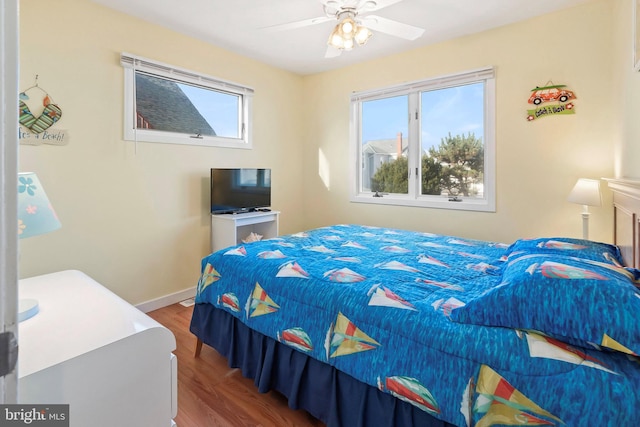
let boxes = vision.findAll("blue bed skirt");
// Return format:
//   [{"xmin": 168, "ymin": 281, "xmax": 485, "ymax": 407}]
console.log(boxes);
[{"xmin": 190, "ymin": 303, "xmax": 455, "ymax": 427}]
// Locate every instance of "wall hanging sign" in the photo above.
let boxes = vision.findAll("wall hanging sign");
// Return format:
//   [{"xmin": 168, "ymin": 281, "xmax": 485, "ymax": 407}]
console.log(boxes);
[
  {"xmin": 18, "ymin": 76, "xmax": 68, "ymax": 146},
  {"xmin": 525, "ymin": 82, "xmax": 576, "ymax": 122}
]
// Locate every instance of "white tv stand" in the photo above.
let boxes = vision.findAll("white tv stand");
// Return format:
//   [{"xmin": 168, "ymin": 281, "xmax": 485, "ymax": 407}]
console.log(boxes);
[{"xmin": 210, "ymin": 210, "xmax": 279, "ymax": 252}]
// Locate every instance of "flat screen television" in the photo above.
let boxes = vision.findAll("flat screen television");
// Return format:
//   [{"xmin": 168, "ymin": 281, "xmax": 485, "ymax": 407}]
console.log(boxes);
[{"xmin": 210, "ymin": 168, "xmax": 271, "ymax": 214}]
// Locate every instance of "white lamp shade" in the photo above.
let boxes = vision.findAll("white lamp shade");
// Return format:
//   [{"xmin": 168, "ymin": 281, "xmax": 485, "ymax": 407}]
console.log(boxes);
[
  {"xmin": 18, "ymin": 172, "xmax": 61, "ymax": 239},
  {"xmin": 567, "ymin": 178, "xmax": 602, "ymax": 207}
]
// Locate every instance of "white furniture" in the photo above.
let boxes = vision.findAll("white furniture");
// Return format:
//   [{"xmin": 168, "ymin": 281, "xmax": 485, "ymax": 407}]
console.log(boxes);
[
  {"xmin": 210, "ymin": 210, "xmax": 280, "ymax": 252},
  {"xmin": 18, "ymin": 270, "xmax": 177, "ymax": 427}
]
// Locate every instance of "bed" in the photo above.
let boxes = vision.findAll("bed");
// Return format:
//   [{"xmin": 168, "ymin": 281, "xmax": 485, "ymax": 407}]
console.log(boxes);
[{"xmin": 190, "ymin": 180, "xmax": 640, "ymax": 427}]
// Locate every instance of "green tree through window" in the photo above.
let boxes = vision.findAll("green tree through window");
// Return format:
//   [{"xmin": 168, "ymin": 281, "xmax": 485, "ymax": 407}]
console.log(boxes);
[
  {"xmin": 427, "ymin": 132, "xmax": 483, "ymax": 197},
  {"xmin": 372, "ymin": 132, "xmax": 483, "ymax": 197},
  {"xmin": 371, "ymin": 156, "xmax": 408, "ymax": 193}
]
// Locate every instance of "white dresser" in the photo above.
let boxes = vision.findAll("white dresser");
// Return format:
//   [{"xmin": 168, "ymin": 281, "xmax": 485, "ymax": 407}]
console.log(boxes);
[{"xmin": 18, "ymin": 270, "xmax": 178, "ymax": 427}]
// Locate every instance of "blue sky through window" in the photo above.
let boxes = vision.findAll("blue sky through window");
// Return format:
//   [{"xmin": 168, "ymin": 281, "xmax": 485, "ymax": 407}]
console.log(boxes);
[
  {"xmin": 178, "ymin": 83, "xmax": 239, "ymax": 138},
  {"xmin": 421, "ymin": 82, "xmax": 484, "ymax": 150},
  {"xmin": 361, "ymin": 83, "xmax": 484, "ymax": 150},
  {"xmin": 361, "ymin": 95, "xmax": 408, "ymax": 143}
]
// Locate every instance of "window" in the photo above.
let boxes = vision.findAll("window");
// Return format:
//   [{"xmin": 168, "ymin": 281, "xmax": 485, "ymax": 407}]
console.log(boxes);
[
  {"xmin": 350, "ymin": 67, "xmax": 495, "ymax": 212},
  {"xmin": 237, "ymin": 169, "xmax": 271, "ymax": 189},
  {"xmin": 121, "ymin": 53, "xmax": 253, "ymax": 148}
]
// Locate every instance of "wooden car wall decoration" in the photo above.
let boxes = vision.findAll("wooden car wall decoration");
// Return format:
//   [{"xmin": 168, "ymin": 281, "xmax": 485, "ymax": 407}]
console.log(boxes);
[{"xmin": 526, "ymin": 83, "xmax": 576, "ymax": 121}]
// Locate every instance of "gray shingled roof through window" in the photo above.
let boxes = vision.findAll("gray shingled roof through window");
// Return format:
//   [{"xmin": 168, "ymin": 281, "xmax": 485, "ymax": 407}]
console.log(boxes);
[{"xmin": 135, "ymin": 73, "xmax": 216, "ymax": 136}]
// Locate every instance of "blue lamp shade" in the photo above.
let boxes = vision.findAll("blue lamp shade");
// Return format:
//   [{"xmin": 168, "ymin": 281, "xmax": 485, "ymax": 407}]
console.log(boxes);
[
  {"xmin": 18, "ymin": 172, "xmax": 61, "ymax": 239},
  {"xmin": 17, "ymin": 172, "xmax": 60, "ymax": 322}
]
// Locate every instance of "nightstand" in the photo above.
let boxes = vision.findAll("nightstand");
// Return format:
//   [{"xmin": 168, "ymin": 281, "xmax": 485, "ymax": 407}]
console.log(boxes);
[{"xmin": 18, "ymin": 270, "xmax": 177, "ymax": 427}]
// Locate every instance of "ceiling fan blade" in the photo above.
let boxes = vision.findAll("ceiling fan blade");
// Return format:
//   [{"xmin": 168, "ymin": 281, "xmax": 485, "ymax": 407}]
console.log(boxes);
[
  {"xmin": 261, "ymin": 15, "xmax": 333, "ymax": 32},
  {"xmin": 362, "ymin": 15, "xmax": 425, "ymax": 40},
  {"xmin": 325, "ymin": 45, "xmax": 343, "ymax": 58},
  {"xmin": 357, "ymin": 0, "xmax": 404, "ymax": 13},
  {"xmin": 323, "ymin": 0, "xmax": 342, "ymax": 16}
]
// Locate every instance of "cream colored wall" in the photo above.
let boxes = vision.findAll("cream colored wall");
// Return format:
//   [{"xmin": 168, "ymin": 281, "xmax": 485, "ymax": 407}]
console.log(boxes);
[
  {"xmin": 301, "ymin": 0, "xmax": 615, "ymax": 244},
  {"xmin": 18, "ymin": 0, "xmax": 305, "ymax": 304},
  {"xmin": 19, "ymin": 0, "xmax": 623, "ymax": 305},
  {"xmin": 612, "ymin": 0, "xmax": 640, "ymax": 179}
]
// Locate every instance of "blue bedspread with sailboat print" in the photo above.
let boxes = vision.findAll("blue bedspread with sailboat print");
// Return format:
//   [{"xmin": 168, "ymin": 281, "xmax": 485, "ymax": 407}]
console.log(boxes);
[{"xmin": 194, "ymin": 224, "xmax": 640, "ymax": 427}]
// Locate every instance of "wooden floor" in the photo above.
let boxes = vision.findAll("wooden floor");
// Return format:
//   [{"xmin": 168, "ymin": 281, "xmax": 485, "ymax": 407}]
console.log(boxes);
[{"xmin": 147, "ymin": 302, "xmax": 325, "ymax": 427}]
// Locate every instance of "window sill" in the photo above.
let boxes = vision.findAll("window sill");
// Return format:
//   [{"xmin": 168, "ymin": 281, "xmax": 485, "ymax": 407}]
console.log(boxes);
[
  {"xmin": 350, "ymin": 194, "xmax": 496, "ymax": 212},
  {"xmin": 124, "ymin": 129, "xmax": 251, "ymax": 149}
]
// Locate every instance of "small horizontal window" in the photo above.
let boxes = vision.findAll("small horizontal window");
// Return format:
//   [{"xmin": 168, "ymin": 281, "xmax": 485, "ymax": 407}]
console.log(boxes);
[{"xmin": 121, "ymin": 53, "xmax": 253, "ymax": 149}]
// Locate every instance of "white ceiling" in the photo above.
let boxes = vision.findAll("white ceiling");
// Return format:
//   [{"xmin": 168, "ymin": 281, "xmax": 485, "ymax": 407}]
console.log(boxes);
[{"xmin": 93, "ymin": 0, "xmax": 594, "ymax": 75}]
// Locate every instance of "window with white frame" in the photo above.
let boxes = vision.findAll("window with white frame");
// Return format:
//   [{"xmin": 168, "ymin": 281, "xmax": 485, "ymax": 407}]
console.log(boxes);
[
  {"xmin": 350, "ymin": 67, "xmax": 496, "ymax": 212},
  {"xmin": 121, "ymin": 53, "xmax": 254, "ymax": 149}
]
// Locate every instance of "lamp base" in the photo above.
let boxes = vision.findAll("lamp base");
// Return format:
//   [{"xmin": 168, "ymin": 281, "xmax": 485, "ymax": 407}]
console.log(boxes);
[
  {"xmin": 19, "ymin": 298, "xmax": 39, "ymax": 322},
  {"xmin": 581, "ymin": 208, "xmax": 591, "ymax": 240}
]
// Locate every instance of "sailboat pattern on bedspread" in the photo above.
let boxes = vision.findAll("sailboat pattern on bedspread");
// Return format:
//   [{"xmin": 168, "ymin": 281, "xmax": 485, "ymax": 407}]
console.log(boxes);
[{"xmin": 195, "ymin": 224, "xmax": 640, "ymax": 427}]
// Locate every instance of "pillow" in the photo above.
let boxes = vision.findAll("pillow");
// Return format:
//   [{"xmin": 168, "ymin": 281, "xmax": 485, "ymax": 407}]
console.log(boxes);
[
  {"xmin": 450, "ymin": 254, "xmax": 640, "ymax": 355},
  {"xmin": 504, "ymin": 237, "xmax": 624, "ymax": 266}
]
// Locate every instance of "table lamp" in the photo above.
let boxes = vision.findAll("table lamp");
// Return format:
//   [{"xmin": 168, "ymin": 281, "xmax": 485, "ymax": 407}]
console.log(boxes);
[
  {"xmin": 17, "ymin": 172, "xmax": 61, "ymax": 321},
  {"xmin": 567, "ymin": 178, "xmax": 601, "ymax": 240}
]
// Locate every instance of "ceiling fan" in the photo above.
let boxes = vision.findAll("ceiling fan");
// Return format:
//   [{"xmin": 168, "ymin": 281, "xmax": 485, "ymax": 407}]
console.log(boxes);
[{"xmin": 264, "ymin": 0, "xmax": 425, "ymax": 58}]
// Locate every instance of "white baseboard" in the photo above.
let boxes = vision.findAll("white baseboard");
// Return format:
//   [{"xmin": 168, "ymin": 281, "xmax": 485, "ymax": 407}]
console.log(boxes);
[{"xmin": 135, "ymin": 286, "xmax": 197, "ymax": 313}]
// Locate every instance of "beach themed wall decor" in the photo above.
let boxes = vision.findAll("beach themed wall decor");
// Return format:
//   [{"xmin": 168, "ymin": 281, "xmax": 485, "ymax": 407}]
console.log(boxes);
[
  {"xmin": 18, "ymin": 75, "xmax": 68, "ymax": 145},
  {"xmin": 526, "ymin": 82, "xmax": 576, "ymax": 122}
]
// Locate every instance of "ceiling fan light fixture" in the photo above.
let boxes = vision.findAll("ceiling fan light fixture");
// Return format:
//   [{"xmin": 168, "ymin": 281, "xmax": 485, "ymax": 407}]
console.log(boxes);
[
  {"xmin": 343, "ymin": 38, "xmax": 354, "ymax": 50},
  {"xmin": 340, "ymin": 17, "xmax": 355, "ymax": 35},
  {"xmin": 268, "ymin": 0, "xmax": 426, "ymax": 58},
  {"xmin": 354, "ymin": 25, "xmax": 372, "ymax": 45},
  {"xmin": 328, "ymin": 26, "xmax": 345, "ymax": 49},
  {"xmin": 326, "ymin": 7, "xmax": 376, "ymax": 52}
]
